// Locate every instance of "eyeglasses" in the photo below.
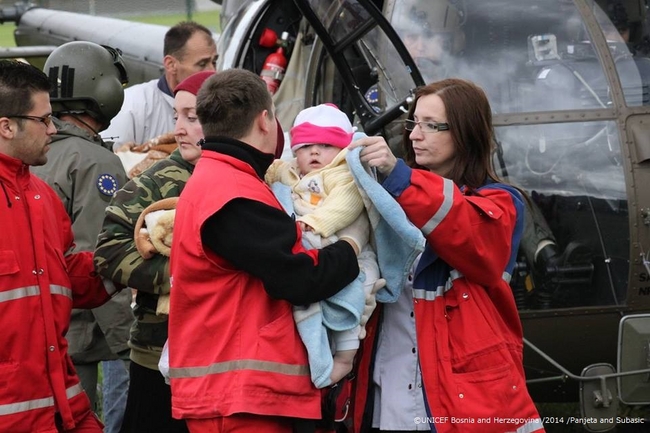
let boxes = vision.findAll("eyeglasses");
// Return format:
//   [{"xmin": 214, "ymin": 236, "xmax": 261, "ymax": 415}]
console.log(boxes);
[
  {"xmin": 404, "ymin": 119, "xmax": 450, "ymax": 133},
  {"xmin": 6, "ymin": 115, "xmax": 53, "ymax": 128}
]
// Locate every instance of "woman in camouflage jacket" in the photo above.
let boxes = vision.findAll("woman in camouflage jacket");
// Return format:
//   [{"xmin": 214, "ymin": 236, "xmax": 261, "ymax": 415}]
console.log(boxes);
[{"xmin": 94, "ymin": 71, "xmax": 213, "ymax": 433}]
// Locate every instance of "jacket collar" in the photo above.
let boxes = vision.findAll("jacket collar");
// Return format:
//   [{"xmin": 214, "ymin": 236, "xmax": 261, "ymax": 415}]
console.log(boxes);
[
  {"xmin": 51, "ymin": 117, "xmax": 110, "ymax": 151},
  {"xmin": 157, "ymin": 75, "xmax": 174, "ymax": 97},
  {"xmin": 0, "ymin": 152, "xmax": 30, "ymax": 208},
  {"xmin": 0, "ymin": 151, "xmax": 30, "ymax": 185},
  {"xmin": 201, "ymin": 136, "xmax": 274, "ymax": 179}
]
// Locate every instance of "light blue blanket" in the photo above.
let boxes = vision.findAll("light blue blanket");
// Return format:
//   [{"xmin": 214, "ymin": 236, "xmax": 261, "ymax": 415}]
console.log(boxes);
[
  {"xmin": 270, "ymin": 147, "xmax": 424, "ymax": 388},
  {"xmin": 345, "ymin": 146, "xmax": 425, "ymax": 302},
  {"xmin": 271, "ymin": 181, "xmax": 365, "ymax": 388}
]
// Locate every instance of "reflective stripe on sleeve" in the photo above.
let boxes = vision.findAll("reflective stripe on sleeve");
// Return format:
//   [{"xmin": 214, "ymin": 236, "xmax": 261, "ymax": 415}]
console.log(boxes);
[
  {"xmin": 0, "ymin": 286, "xmax": 39, "ymax": 303},
  {"xmin": 412, "ymin": 269, "xmax": 462, "ymax": 301},
  {"xmin": 421, "ymin": 178, "xmax": 454, "ymax": 236},
  {"xmin": 0, "ymin": 384, "xmax": 83, "ymax": 416},
  {"xmin": 412, "ymin": 286, "xmax": 448, "ymax": 301},
  {"xmin": 0, "ymin": 284, "xmax": 73, "ymax": 303},
  {"xmin": 511, "ymin": 418, "xmax": 544, "ymax": 433},
  {"xmin": 169, "ymin": 359, "xmax": 310, "ymax": 379},
  {"xmin": 0, "ymin": 396, "xmax": 53, "ymax": 416},
  {"xmin": 65, "ymin": 383, "xmax": 84, "ymax": 399},
  {"xmin": 49, "ymin": 285, "xmax": 72, "ymax": 299},
  {"xmin": 412, "ymin": 270, "xmax": 512, "ymax": 301}
]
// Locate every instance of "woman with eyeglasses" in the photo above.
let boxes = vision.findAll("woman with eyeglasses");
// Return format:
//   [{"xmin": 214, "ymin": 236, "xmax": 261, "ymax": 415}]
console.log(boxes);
[{"xmin": 348, "ymin": 78, "xmax": 545, "ymax": 433}]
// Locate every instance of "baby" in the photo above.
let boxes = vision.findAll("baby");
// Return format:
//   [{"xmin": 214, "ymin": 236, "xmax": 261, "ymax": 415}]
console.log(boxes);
[{"xmin": 266, "ymin": 103, "xmax": 380, "ymax": 387}]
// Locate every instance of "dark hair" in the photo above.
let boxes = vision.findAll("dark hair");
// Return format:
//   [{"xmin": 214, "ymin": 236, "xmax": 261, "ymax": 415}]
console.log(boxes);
[
  {"xmin": 0, "ymin": 60, "xmax": 51, "ymax": 118},
  {"xmin": 164, "ymin": 21, "xmax": 214, "ymax": 58},
  {"xmin": 196, "ymin": 68, "xmax": 273, "ymax": 139},
  {"xmin": 402, "ymin": 78, "xmax": 500, "ymax": 190}
]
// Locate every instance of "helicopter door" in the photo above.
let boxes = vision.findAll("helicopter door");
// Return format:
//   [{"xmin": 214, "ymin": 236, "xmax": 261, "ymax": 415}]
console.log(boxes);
[{"xmin": 292, "ymin": 0, "xmax": 426, "ymax": 136}]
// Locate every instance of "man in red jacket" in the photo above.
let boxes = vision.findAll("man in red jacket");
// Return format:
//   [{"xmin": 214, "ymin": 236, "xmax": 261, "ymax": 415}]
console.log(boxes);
[
  {"xmin": 0, "ymin": 60, "xmax": 119, "ymax": 432},
  {"xmin": 168, "ymin": 68, "xmax": 361, "ymax": 433}
]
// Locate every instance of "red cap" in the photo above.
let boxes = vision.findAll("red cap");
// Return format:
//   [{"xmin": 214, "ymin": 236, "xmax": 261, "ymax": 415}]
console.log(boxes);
[{"xmin": 173, "ymin": 71, "xmax": 216, "ymax": 96}]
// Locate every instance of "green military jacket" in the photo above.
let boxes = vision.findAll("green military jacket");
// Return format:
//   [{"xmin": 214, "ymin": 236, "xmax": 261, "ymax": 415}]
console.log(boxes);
[{"xmin": 95, "ymin": 148, "xmax": 194, "ymax": 369}]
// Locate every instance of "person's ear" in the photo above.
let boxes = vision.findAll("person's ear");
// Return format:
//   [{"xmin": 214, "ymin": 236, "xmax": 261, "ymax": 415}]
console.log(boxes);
[
  {"xmin": 0, "ymin": 118, "xmax": 15, "ymax": 139},
  {"xmin": 163, "ymin": 55, "xmax": 177, "ymax": 74},
  {"xmin": 258, "ymin": 109, "xmax": 272, "ymax": 134}
]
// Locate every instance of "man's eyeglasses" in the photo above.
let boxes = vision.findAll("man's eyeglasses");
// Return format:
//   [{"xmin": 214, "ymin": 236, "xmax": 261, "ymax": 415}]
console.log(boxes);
[
  {"xmin": 404, "ymin": 119, "xmax": 450, "ymax": 133},
  {"xmin": 6, "ymin": 115, "xmax": 53, "ymax": 128}
]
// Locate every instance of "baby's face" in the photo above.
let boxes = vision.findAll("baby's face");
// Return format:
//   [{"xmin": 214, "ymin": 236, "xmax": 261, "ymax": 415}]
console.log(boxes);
[{"xmin": 295, "ymin": 144, "xmax": 342, "ymax": 174}]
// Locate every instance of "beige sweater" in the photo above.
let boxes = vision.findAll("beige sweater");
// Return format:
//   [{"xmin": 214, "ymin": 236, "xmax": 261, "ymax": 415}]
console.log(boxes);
[{"xmin": 265, "ymin": 149, "xmax": 365, "ymax": 238}]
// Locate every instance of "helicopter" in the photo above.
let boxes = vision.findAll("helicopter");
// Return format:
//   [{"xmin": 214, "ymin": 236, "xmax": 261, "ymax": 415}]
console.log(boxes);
[{"xmin": 2, "ymin": 0, "xmax": 650, "ymax": 430}]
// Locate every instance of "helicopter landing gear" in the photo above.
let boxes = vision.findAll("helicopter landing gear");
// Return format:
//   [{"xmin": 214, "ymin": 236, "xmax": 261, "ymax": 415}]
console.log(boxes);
[{"xmin": 532, "ymin": 241, "xmax": 594, "ymax": 309}]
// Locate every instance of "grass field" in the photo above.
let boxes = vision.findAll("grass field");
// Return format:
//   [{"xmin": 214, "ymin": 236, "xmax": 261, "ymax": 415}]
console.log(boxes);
[{"xmin": 0, "ymin": 9, "xmax": 220, "ymax": 48}]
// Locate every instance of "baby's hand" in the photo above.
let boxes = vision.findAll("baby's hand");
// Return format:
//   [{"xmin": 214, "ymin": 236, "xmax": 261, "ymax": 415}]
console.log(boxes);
[
  {"xmin": 299, "ymin": 221, "xmax": 313, "ymax": 232},
  {"xmin": 359, "ymin": 278, "xmax": 385, "ymax": 339},
  {"xmin": 330, "ymin": 349, "xmax": 356, "ymax": 384}
]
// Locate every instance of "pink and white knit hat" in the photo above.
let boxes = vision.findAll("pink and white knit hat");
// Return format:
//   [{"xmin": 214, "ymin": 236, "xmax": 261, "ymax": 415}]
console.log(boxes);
[{"xmin": 290, "ymin": 103, "xmax": 354, "ymax": 153}]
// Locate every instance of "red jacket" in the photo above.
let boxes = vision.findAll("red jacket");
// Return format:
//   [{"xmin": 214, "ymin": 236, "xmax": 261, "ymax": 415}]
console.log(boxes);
[
  {"xmin": 168, "ymin": 149, "xmax": 322, "ymax": 420},
  {"xmin": 0, "ymin": 152, "xmax": 113, "ymax": 432},
  {"xmin": 351, "ymin": 164, "xmax": 544, "ymax": 433}
]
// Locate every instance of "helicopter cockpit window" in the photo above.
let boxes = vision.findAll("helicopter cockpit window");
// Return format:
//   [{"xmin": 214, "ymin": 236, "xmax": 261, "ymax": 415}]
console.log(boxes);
[
  {"xmin": 496, "ymin": 120, "xmax": 628, "ymax": 310},
  {"xmin": 388, "ymin": 0, "xmax": 466, "ymax": 84},
  {"xmin": 383, "ymin": 0, "xmax": 629, "ymax": 311},
  {"xmin": 592, "ymin": 0, "xmax": 650, "ymax": 106},
  {"xmin": 378, "ymin": 0, "xmax": 648, "ymax": 113}
]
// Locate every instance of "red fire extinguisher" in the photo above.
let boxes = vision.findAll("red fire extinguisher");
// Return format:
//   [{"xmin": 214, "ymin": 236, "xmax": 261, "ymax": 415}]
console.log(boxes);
[{"xmin": 260, "ymin": 31, "xmax": 289, "ymax": 95}]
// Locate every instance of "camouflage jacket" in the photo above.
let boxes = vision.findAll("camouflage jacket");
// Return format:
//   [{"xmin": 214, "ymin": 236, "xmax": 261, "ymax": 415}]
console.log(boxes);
[{"xmin": 94, "ymin": 148, "xmax": 194, "ymax": 369}]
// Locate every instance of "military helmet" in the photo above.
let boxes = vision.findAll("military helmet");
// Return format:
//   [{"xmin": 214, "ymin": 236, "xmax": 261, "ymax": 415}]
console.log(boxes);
[{"xmin": 44, "ymin": 41, "xmax": 129, "ymax": 131}]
